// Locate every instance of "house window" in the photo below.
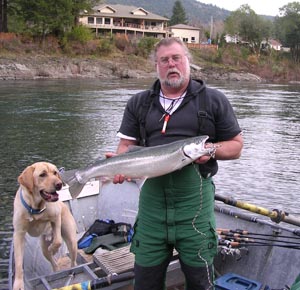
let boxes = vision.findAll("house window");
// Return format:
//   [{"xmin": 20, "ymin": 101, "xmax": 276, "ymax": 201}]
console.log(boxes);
[
  {"xmin": 96, "ymin": 17, "xmax": 102, "ymax": 25},
  {"xmin": 104, "ymin": 18, "xmax": 111, "ymax": 25},
  {"xmin": 191, "ymin": 37, "xmax": 195, "ymax": 43},
  {"xmin": 88, "ymin": 17, "xmax": 94, "ymax": 24},
  {"xmin": 183, "ymin": 38, "xmax": 188, "ymax": 43}
]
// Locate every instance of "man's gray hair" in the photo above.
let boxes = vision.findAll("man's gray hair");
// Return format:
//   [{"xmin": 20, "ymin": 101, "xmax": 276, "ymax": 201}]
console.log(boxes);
[{"xmin": 151, "ymin": 37, "xmax": 192, "ymax": 62}]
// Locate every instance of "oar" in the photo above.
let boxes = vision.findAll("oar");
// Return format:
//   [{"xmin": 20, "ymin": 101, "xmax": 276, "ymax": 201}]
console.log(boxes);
[
  {"xmin": 52, "ymin": 271, "xmax": 135, "ymax": 290},
  {"xmin": 215, "ymin": 193, "xmax": 300, "ymax": 227},
  {"xmin": 214, "ymin": 205, "xmax": 300, "ymax": 236}
]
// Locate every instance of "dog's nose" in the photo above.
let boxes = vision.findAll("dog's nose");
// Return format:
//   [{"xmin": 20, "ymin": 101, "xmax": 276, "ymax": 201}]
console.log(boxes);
[{"xmin": 56, "ymin": 182, "xmax": 63, "ymax": 191}]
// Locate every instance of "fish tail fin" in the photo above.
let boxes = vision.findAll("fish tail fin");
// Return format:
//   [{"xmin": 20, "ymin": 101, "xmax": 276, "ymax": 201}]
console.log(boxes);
[{"xmin": 61, "ymin": 169, "xmax": 85, "ymax": 198}]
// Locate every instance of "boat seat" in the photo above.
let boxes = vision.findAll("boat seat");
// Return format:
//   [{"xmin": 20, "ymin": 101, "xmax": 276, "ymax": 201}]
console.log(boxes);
[{"xmin": 93, "ymin": 245, "xmax": 178, "ymax": 275}]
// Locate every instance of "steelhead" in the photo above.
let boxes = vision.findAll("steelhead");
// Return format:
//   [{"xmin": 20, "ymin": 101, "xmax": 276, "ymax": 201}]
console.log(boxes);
[{"xmin": 62, "ymin": 135, "xmax": 212, "ymax": 198}]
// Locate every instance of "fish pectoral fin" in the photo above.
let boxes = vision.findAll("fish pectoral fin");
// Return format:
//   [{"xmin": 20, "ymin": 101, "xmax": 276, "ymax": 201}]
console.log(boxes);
[{"xmin": 99, "ymin": 176, "xmax": 112, "ymax": 183}]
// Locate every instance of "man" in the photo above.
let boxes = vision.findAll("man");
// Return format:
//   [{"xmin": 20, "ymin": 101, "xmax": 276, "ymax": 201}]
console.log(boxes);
[{"xmin": 112, "ymin": 37, "xmax": 243, "ymax": 290}]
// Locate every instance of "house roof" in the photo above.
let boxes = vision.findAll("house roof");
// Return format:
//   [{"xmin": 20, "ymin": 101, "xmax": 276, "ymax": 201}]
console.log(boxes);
[
  {"xmin": 169, "ymin": 24, "xmax": 200, "ymax": 31},
  {"xmin": 269, "ymin": 39, "xmax": 282, "ymax": 46},
  {"xmin": 90, "ymin": 4, "xmax": 169, "ymax": 21}
]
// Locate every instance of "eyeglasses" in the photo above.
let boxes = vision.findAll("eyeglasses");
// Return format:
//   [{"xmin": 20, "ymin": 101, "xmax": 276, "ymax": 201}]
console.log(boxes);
[{"xmin": 157, "ymin": 54, "xmax": 183, "ymax": 67}]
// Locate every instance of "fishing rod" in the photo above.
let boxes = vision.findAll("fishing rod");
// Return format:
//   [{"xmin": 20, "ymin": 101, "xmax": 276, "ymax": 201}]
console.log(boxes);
[
  {"xmin": 217, "ymin": 233, "xmax": 300, "ymax": 247},
  {"xmin": 52, "ymin": 271, "xmax": 135, "ymax": 290},
  {"xmin": 217, "ymin": 228, "xmax": 300, "ymax": 240},
  {"xmin": 218, "ymin": 239, "xmax": 300, "ymax": 250},
  {"xmin": 215, "ymin": 194, "xmax": 300, "ymax": 227},
  {"xmin": 217, "ymin": 228, "xmax": 300, "ymax": 241},
  {"xmin": 214, "ymin": 205, "xmax": 300, "ymax": 236}
]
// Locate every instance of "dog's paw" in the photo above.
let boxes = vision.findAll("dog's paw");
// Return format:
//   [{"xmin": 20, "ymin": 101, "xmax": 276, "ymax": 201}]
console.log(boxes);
[
  {"xmin": 13, "ymin": 279, "xmax": 24, "ymax": 290},
  {"xmin": 48, "ymin": 239, "xmax": 62, "ymax": 254},
  {"xmin": 48, "ymin": 244, "xmax": 59, "ymax": 255}
]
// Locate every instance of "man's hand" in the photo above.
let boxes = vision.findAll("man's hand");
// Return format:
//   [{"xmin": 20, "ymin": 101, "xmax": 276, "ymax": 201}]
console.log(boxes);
[
  {"xmin": 105, "ymin": 152, "xmax": 129, "ymax": 184},
  {"xmin": 194, "ymin": 143, "xmax": 217, "ymax": 164},
  {"xmin": 194, "ymin": 155, "xmax": 211, "ymax": 164}
]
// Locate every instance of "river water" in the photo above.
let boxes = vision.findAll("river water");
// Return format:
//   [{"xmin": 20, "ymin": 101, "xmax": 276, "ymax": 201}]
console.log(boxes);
[{"xmin": 0, "ymin": 78, "xmax": 299, "ymax": 288}]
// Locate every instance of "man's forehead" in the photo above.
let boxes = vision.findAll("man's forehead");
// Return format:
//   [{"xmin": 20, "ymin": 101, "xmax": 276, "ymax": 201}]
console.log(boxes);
[{"xmin": 156, "ymin": 43, "xmax": 184, "ymax": 55}]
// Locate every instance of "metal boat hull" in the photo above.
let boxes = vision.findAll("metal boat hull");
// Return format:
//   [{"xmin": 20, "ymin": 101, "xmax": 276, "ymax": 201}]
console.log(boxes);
[{"xmin": 9, "ymin": 181, "xmax": 300, "ymax": 289}]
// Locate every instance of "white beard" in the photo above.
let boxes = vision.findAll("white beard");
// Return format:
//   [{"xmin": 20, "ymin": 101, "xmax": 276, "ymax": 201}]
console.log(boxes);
[{"xmin": 158, "ymin": 66, "xmax": 190, "ymax": 89}]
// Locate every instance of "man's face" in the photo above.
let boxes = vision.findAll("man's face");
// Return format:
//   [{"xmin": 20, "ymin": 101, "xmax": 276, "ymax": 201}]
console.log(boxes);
[{"xmin": 156, "ymin": 42, "xmax": 190, "ymax": 89}]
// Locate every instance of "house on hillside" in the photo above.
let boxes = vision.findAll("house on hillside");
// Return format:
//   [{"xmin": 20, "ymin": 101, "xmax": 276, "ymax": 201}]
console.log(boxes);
[
  {"xmin": 79, "ymin": 4, "xmax": 170, "ymax": 39},
  {"xmin": 168, "ymin": 24, "xmax": 201, "ymax": 44},
  {"xmin": 261, "ymin": 39, "xmax": 282, "ymax": 51},
  {"xmin": 224, "ymin": 34, "xmax": 241, "ymax": 44}
]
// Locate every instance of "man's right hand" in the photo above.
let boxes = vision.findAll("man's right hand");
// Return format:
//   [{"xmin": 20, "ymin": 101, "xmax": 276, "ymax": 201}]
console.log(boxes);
[{"xmin": 105, "ymin": 152, "xmax": 129, "ymax": 184}]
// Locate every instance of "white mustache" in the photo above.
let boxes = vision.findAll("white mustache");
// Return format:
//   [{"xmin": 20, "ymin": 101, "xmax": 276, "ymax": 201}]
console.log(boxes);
[{"xmin": 167, "ymin": 68, "xmax": 181, "ymax": 77}]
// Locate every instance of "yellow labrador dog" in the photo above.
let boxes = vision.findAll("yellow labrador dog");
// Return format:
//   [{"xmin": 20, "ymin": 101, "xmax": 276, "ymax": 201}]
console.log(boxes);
[{"xmin": 13, "ymin": 162, "xmax": 77, "ymax": 290}]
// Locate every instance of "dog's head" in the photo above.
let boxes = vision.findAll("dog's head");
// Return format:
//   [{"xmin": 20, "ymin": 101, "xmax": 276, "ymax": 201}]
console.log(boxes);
[{"xmin": 18, "ymin": 162, "xmax": 63, "ymax": 202}]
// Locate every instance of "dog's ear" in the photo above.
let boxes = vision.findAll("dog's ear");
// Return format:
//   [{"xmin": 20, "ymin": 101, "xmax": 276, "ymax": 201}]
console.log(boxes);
[
  {"xmin": 57, "ymin": 167, "xmax": 65, "ymax": 186},
  {"xmin": 18, "ymin": 165, "xmax": 35, "ymax": 192}
]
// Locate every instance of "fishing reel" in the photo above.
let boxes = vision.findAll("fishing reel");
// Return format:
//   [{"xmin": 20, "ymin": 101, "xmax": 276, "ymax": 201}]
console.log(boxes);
[{"xmin": 218, "ymin": 244, "xmax": 249, "ymax": 261}]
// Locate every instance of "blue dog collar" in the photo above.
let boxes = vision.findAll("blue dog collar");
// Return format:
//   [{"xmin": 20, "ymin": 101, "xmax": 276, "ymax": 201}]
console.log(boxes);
[{"xmin": 20, "ymin": 188, "xmax": 46, "ymax": 215}]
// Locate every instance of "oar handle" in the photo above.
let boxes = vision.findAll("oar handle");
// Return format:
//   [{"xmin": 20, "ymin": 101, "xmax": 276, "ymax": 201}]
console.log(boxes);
[
  {"xmin": 52, "ymin": 272, "xmax": 135, "ymax": 290},
  {"xmin": 284, "ymin": 214, "xmax": 300, "ymax": 227},
  {"xmin": 215, "ymin": 194, "xmax": 277, "ymax": 218}
]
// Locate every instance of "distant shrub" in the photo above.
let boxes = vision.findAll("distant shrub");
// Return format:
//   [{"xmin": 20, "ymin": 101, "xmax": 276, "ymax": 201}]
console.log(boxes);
[
  {"xmin": 0, "ymin": 33, "xmax": 21, "ymax": 52},
  {"xmin": 193, "ymin": 47, "xmax": 219, "ymax": 63},
  {"xmin": 247, "ymin": 54, "xmax": 259, "ymax": 65},
  {"xmin": 97, "ymin": 39, "xmax": 113, "ymax": 55},
  {"xmin": 137, "ymin": 37, "xmax": 157, "ymax": 57},
  {"xmin": 114, "ymin": 34, "xmax": 130, "ymax": 52},
  {"xmin": 271, "ymin": 63, "xmax": 286, "ymax": 76},
  {"xmin": 240, "ymin": 46, "xmax": 251, "ymax": 60},
  {"xmin": 67, "ymin": 26, "xmax": 93, "ymax": 43}
]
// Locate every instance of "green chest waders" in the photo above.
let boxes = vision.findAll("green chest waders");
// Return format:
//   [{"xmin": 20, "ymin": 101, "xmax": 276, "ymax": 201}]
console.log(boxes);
[{"xmin": 130, "ymin": 164, "xmax": 218, "ymax": 268}]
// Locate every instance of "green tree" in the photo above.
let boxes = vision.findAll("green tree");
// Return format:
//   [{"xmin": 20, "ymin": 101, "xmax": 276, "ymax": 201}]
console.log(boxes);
[
  {"xmin": 9, "ymin": 0, "xmax": 73, "ymax": 38},
  {"xmin": 71, "ymin": 0, "xmax": 98, "ymax": 26},
  {"xmin": 7, "ymin": 0, "xmax": 96, "ymax": 36},
  {"xmin": 0, "ymin": 0, "xmax": 8, "ymax": 32},
  {"xmin": 169, "ymin": 0, "xmax": 187, "ymax": 26},
  {"xmin": 225, "ymin": 4, "xmax": 272, "ymax": 54},
  {"xmin": 275, "ymin": 2, "xmax": 300, "ymax": 62}
]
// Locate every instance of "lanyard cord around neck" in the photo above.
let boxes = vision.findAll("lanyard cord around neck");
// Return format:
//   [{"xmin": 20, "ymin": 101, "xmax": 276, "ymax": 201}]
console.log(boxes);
[
  {"xmin": 160, "ymin": 91, "xmax": 186, "ymax": 116},
  {"xmin": 159, "ymin": 91, "xmax": 186, "ymax": 134}
]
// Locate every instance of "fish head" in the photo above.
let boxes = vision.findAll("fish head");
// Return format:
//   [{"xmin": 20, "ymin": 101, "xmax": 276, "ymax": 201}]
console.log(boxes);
[{"xmin": 182, "ymin": 135, "xmax": 209, "ymax": 160}]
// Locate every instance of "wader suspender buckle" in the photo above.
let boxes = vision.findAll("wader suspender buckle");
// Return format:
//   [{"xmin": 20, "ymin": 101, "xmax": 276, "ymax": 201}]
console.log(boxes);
[
  {"xmin": 138, "ymin": 93, "xmax": 155, "ymax": 147},
  {"xmin": 197, "ymin": 88, "xmax": 208, "ymax": 135}
]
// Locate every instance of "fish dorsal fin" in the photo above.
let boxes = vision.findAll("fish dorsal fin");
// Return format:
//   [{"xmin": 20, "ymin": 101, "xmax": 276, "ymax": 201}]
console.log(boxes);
[{"xmin": 127, "ymin": 145, "xmax": 144, "ymax": 153}]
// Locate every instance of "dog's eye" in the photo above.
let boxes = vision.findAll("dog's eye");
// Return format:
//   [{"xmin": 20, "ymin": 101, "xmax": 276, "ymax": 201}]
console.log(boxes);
[{"xmin": 40, "ymin": 172, "xmax": 47, "ymax": 178}]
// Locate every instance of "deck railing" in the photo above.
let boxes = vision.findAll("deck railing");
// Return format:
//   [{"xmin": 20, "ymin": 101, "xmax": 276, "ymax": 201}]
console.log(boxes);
[
  {"xmin": 86, "ymin": 23, "xmax": 166, "ymax": 32},
  {"xmin": 186, "ymin": 43, "xmax": 218, "ymax": 50}
]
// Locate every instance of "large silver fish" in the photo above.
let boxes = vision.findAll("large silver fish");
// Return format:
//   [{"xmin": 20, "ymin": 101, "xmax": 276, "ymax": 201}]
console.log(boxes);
[{"xmin": 62, "ymin": 135, "xmax": 212, "ymax": 198}]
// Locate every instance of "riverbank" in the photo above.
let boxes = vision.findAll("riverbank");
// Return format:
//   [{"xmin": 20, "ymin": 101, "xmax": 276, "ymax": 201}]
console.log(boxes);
[
  {"xmin": 0, "ymin": 54, "xmax": 263, "ymax": 82},
  {"xmin": 1, "ymin": 33, "xmax": 300, "ymax": 83}
]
